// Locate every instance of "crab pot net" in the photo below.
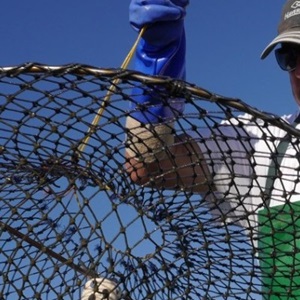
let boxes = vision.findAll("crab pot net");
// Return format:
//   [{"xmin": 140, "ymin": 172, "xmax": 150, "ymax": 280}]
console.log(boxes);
[{"xmin": 1, "ymin": 63, "xmax": 300, "ymax": 300}]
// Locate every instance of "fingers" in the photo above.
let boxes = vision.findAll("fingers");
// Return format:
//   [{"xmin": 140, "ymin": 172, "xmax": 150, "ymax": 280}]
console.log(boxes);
[{"xmin": 129, "ymin": 0, "xmax": 188, "ymax": 30}]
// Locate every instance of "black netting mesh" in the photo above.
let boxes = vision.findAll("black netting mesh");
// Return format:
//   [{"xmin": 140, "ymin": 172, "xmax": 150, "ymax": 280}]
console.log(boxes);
[{"xmin": 1, "ymin": 63, "xmax": 300, "ymax": 300}]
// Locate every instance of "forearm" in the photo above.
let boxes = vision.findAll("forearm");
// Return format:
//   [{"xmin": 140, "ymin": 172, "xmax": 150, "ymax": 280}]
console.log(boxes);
[
  {"xmin": 125, "ymin": 134, "xmax": 213, "ymax": 193},
  {"xmin": 126, "ymin": 1, "xmax": 187, "ymax": 163},
  {"xmin": 124, "ymin": 0, "xmax": 213, "ymax": 191},
  {"xmin": 126, "ymin": 117, "xmax": 175, "ymax": 163}
]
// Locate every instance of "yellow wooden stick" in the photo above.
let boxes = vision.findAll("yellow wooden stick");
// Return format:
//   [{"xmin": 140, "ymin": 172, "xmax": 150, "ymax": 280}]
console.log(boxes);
[{"xmin": 77, "ymin": 27, "xmax": 146, "ymax": 154}]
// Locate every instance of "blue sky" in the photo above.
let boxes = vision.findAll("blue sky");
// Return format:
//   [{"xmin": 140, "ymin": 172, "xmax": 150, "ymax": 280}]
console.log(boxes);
[
  {"xmin": 0, "ymin": 2, "xmax": 293, "ymax": 299},
  {"xmin": 0, "ymin": 1, "xmax": 296, "ymax": 117}
]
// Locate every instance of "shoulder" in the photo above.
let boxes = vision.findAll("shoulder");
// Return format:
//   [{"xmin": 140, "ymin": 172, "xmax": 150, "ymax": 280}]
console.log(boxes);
[
  {"xmin": 220, "ymin": 111, "xmax": 299, "ymax": 139},
  {"xmin": 281, "ymin": 112, "xmax": 299, "ymax": 124}
]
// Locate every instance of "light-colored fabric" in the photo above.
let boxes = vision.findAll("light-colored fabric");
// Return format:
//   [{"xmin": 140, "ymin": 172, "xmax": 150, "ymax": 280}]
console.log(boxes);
[
  {"xmin": 192, "ymin": 112, "xmax": 300, "ymax": 231},
  {"xmin": 81, "ymin": 278, "xmax": 121, "ymax": 300}
]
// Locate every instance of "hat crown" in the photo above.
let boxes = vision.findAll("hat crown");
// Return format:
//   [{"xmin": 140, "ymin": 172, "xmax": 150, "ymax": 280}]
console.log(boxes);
[
  {"xmin": 279, "ymin": 0, "xmax": 300, "ymax": 33},
  {"xmin": 261, "ymin": 0, "xmax": 300, "ymax": 59}
]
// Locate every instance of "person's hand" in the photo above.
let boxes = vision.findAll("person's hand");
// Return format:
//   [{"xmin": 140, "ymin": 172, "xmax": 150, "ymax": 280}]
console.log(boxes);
[
  {"xmin": 81, "ymin": 278, "xmax": 122, "ymax": 300},
  {"xmin": 129, "ymin": 0, "xmax": 189, "ymax": 31},
  {"xmin": 127, "ymin": 0, "xmax": 187, "ymax": 128},
  {"xmin": 126, "ymin": 1, "xmax": 188, "ymax": 163}
]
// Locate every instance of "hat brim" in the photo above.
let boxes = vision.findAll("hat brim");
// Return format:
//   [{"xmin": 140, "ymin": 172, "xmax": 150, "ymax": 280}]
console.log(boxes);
[{"xmin": 261, "ymin": 30, "xmax": 300, "ymax": 59}]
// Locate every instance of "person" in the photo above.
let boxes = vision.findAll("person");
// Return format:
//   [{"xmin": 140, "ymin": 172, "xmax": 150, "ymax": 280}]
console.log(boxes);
[
  {"xmin": 124, "ymin": 0, "xmax": 300, "ymax": 299},
  {"xmin": 82, "ymin": 0, "xmax": 300, "ymax": 299}
]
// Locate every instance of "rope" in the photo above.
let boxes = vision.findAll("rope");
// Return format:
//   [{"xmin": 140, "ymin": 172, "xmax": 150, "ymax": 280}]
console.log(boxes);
[{"xmin": 77, "ymin": 27, "xmax": 146, "ymax": 155}]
